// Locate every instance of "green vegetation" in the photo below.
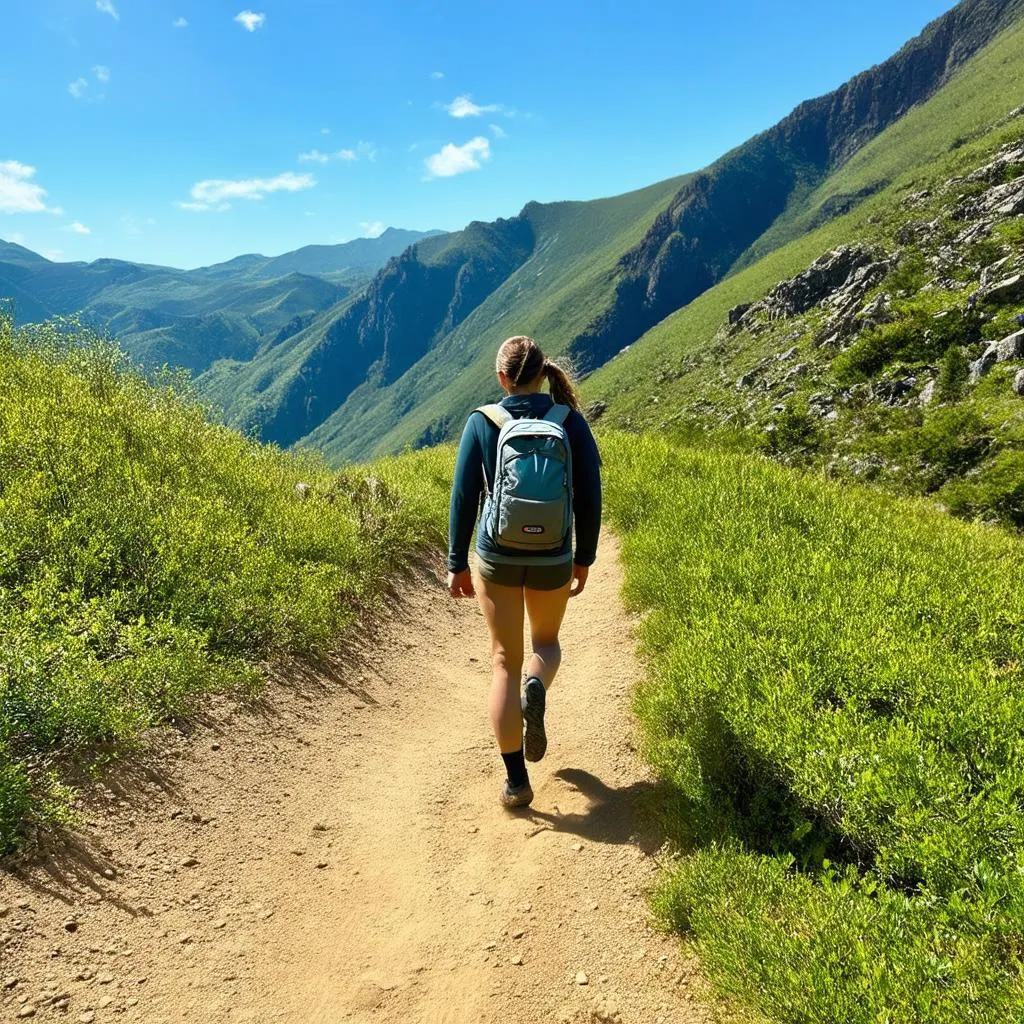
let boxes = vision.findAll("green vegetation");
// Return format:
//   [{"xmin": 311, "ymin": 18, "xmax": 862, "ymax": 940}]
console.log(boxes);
[
  {"xmin": 588, "ymin": 15, "xmax": 1024, "ymax": 531},
  {"xmin": 0, "ymin": 315, "xmax": 448, "ymax": 854},
  {"xmin": 604, "ymin": 432, "xmax": 1024, "ymax": 1023}
]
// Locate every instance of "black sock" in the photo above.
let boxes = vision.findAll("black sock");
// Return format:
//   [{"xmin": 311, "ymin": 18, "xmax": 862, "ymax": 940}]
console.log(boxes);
[{"xmin": 501, "ymin": 749, "xmax": 529, "ymax": 789}]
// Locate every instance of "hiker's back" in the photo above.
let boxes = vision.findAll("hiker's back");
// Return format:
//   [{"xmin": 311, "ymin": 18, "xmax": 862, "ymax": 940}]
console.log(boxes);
[{"xmin": 477, "ymin": 403, "xmax": 573, "ymax": 554}]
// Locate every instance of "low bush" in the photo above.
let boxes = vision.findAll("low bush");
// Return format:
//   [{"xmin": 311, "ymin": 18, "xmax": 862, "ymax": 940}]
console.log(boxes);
[
  {"xmin": 0, "ymin": 317, "xmax": 448, "ymax": 853},
  {"xmin": 604, "ymin": 432, "xmax": 1024, "ymax": 1024}
]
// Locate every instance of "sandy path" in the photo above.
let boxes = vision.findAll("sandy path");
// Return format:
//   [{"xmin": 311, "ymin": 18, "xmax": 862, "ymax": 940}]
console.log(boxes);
[{"xmin": 0, "ymin": 538, "xmax": 712, "ymax": 1024}]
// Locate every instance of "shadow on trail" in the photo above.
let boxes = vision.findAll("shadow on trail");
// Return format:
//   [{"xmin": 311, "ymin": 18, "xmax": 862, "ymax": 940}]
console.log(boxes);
[{"xmin": 525, "ymin": 768, "xmax": 670, "ymax": 855}]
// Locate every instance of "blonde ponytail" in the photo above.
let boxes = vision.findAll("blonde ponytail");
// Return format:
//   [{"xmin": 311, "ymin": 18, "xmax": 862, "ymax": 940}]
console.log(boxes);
[{"xmin": 543, "ymin": 358, "xmax": 581, "ymax": 412}]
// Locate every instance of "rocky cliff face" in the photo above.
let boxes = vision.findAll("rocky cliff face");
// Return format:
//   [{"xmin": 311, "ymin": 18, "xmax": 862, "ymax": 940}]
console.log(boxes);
[
  {"xmin": 258, "ymin": 217, "xmax": 535, "ymax": 447},
  {"xmin": 568, "ymin": 0, "xmax": 1024, "ymax": 373}
]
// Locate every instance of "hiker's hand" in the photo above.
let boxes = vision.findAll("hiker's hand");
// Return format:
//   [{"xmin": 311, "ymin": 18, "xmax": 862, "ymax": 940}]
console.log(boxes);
[
  {"xmin": 570, "ymin": 564, "xmax": 589, "ymax": 598},
  {"xmin": 448, "ymin": 569, "xmax": 475, "ymax": 599}
]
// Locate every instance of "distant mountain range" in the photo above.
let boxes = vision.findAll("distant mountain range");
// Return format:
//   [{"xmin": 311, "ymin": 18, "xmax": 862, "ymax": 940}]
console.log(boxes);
[{"xmin": 0, "ymin": 228, "xmax": 441, "ymax": 374}]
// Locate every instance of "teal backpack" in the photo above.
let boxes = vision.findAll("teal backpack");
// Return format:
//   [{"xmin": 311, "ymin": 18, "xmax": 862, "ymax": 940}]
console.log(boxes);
[{"xmin": 477, "ymin": 404, "xmax": 573, "ymax": 552}]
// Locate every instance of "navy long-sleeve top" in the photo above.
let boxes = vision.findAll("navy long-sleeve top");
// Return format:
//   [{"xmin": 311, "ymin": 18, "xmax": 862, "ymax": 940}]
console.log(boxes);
[{"xmin": 447, "ymin": 392, "xmax": 602, "ymax": 573}]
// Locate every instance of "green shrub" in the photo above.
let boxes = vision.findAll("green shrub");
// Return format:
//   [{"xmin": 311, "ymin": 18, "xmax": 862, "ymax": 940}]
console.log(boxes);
[
  {"xmin": 0, "ymin": 317, "xmax": 449, "ymax": 852},
  {"xmin": 833, "ymin": 304, "xmax": 979, "ymax": 384},
  {"xmin": 936, "ymin": 344, "xmax": 971, "ymax": 402},
  {"xmin": 941, "ymin": 448, "xmax": 1024, "ymax": 527},
  {"xmin": 604, "ymin": 432, "xmax": 1024, "ymax": 1024}
]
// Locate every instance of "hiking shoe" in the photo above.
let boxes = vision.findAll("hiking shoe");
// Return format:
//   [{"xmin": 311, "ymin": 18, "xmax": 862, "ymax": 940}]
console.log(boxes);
[
  {"xmin": 523, "ymin": 678, "xmax": 548, "ymax": 763},
  {"xmin": 500, "ymin": 780, "xmax": 534, "ymax": 809}
]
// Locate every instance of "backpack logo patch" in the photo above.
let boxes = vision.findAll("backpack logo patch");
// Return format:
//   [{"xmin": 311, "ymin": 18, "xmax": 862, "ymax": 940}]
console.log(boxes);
[{"xmin": 522, "ymin": 525, "xmax": 545, "ymax": 534}]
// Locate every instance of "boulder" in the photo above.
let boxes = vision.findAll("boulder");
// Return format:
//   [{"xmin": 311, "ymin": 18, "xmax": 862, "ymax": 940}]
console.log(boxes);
[
  {"xmin": 1015, "ymin": 369, "xmax": 1024, "ymax": 397},
  {"xmin": 981, "ymin": 274, "xmax": 1024, "ymax": 305},
  {"xmin": 996, "ymin": 330, "xmax": 1024, "ymax": 362},
  {"xmin": 728, "ymin": 302, "xmax": 752, "ymax": 326},
  {"xmin": 980, "ymin": 257, "xmax": 1011, "ymax": 288},
  {"xmin": 585, "ymin": 400, "xmax": 608, "ymax": 422},
  {"xmin": 970, "ymin": 345, "xmax": 999, "ymax": 382},
  {"xmin": 981, "ymin": 177, "xmax": 1024, "ymax": 217},
  {"xmin": 735, "ymin": 372, "xmax": 756, "ymax": 390},
  {"xmin": 968, "ymin": 141, "xmax": 1024, "ymax": 183}
]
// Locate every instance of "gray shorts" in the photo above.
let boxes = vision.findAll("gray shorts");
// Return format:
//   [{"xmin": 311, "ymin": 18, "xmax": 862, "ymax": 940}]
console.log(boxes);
[{"xmin": 477, "ymin": 558, "xmax": 573, "ymax": 591}]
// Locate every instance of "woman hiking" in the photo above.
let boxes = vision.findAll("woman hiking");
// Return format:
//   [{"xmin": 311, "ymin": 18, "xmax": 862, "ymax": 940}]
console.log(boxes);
[{"xmin": 447, "ymin": 336, "xmax": 602, "ymax": 809}]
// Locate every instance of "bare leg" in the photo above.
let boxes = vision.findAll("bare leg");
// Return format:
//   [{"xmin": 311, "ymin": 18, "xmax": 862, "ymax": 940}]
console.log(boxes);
[
  {"xmin": 475, "ymin": 576, "xmax": 526, "ymax": 753},
  {"xmin": 524, "ymin": 581, "xmax": 572, "ymax": 690}
]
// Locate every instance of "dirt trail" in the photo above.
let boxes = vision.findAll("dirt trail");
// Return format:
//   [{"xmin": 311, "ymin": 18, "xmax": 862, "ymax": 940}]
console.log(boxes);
[{"xmin": 1, "ymin": 538, "xmax": 711, "ymax": 1024}]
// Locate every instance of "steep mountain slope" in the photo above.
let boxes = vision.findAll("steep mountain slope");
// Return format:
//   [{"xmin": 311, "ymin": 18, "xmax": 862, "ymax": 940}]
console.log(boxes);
[
  {"xmin": 585, "ymin": 12, "xmax": 1024, "ymax": 527},
  {"xmin": 564, "ymin": 0, "xmax": 1024, "ymax": 374},
  {"xmin": 0, "ymin": 230, "xmax": 436, "ymax": 374},
  {"xmin": 300, "ymin": 176, "xmax": 690, "ymax": 461}
]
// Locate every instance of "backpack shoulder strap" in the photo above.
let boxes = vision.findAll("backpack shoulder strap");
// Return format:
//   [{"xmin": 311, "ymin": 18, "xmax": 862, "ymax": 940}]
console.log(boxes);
[
  {"xmin": 544, "ymin": 404, "xmax": 571, "ymax": 426},
  {"xmin": 476, "ymin": 404, "xmax": 513, "ymax": 429}
]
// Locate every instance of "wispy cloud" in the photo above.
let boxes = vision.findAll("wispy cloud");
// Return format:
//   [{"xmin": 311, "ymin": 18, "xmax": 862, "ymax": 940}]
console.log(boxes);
[
  {"xmin": 234, "ymin": 10, "xmax": 266, "ymax": 32},
  {"xmin": 423, "ymin": 136, "xmax": 490, "ymax": 179},
  {"xmin": 445, "ymin": 95, "xmax": 502, "ymax": 118},
  {"xmin": 360, "ymin": 220, "xmax": 385, "ymax": 238},
  {"xmin": 177, "ymin": 171, "xmax": 315, "ymax": 212},
  {"xmin": 430, "ymin": 71, "xmax": 445, "ymax": 80},
  {"xmin": 65, "ymin": 221, "xmax": 92, "ymax": 235},
  {"xmin": 173, "ymin": 17, "xmax": 188, "ymax": 28},
  {"xmin": 93, "ymin": 65, "xmax": 111, "ymax": 83},
  {"xmin": 96, "ymin": 0, "xmax": 119, "ymax": 20},
  {"xmin": 298, "ymin": 141, "xmax": 376, "ymax": 165},
  {"xmin": 0, "ymin": 162, "xmax": 63, "ymax": 215},
  {"xmin": 69, "ymin": 78, "xmax": 89, "ymax": 100},
  {"xmin": 489, "ymin": 123, "xmax": 507, "ymax": 139}
]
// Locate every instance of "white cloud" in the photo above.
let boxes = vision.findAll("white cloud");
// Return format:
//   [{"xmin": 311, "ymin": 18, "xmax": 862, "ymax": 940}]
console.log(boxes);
[
  {"xmin": 445, "ymin": 95, "xmax": 501, "ymax": 118},
  {"xmin": 234, "ymin": 10, "xmax": 266, "ymax": 32},
  {"xmin": 299, "ymin": 142, "xmax": 375, "ymax": 165},
  {"xmin": 96, "ymin": 0, "xmax": 119, "ymax": 20},
  {"xmin": 69, "ymin": 77, "xmax": 89, "ymax": 100},
  {"xmin": 93, "ymin": 65, "xmax": 111, "ymax": 83},
  {"xmin": 489, "ymin": 123, "xmax": 507, "ymax": 139},
  {"xmin": 0, "ymin": 161, "xmax": 62, "ymax": 215},
  {"xmin": 173, "ymin": 17, "xmax": 188, "ymax": 28},
  {"xmin": 66, "ymin": 221, "xmax": 91, "ymax": 235},
  {"xmin": 430, "ymin": 71, "xmax": 445, "ymax": 80},
  {"xmin": 423, "ymin": 136, "xmax": 491, "ymax": 179},
  {"xmin": 177, "ymin": 171, "xmax": 315, "ymax": 211},
  {"xmin": 177, "ymin": 201, "xmax": 231, "ymax": 213},
  {"xmin": 360, "ymin": 221, "xmax": 385, "ymax": 238}
]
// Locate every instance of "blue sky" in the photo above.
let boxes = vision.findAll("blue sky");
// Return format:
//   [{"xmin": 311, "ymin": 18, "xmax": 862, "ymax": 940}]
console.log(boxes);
[{"xmin": 1, "ymin": 0, "xmax": 957, "ymax": 269}]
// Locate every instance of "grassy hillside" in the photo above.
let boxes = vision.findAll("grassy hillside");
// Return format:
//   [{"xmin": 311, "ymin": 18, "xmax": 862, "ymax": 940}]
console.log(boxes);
[
  {"xmin": 604, "ymin": 433, "xmax": 1024, "ymax": 1023},
  {"xmin": 0, "ymin": 315, "xmax": 449, "ymax": 855},
  {"xmin": 588, "ymin": 15, "xmax": 1024, "ymax": 529},
  {"xmin": 304, "ymin": 175, "xmax": 689, "ymax": 462}
]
